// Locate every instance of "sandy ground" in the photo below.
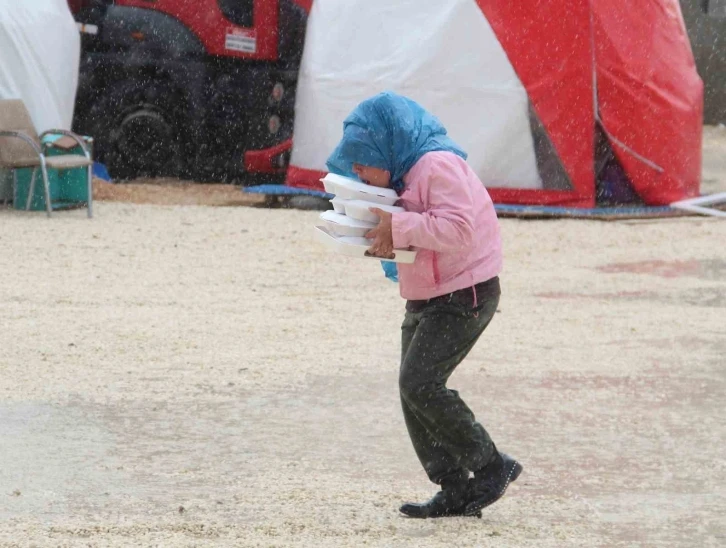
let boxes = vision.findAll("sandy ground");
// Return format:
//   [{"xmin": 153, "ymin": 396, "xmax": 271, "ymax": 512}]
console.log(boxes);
[
  {"xmin": 91, "ymin": 178, "xmax": 266, "ymax": 208},
  {"xmin": 0, "ymin": 127, "xmax": 724, "ymax": 547}
]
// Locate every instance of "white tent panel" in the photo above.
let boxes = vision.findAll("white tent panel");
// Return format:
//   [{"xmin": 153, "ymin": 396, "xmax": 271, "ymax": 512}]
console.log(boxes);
[
  {"xmin": 0, "ymin": 0, "xmax": 80, "ymax": 132},
  {"xmin": 291, "ymin": 0, "xmax": 542, "ymax": 189}
]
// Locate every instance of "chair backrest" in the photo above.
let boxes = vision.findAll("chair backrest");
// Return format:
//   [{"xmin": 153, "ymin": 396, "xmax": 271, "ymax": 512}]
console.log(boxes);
[{"xmin": 0, "ymin": 99, "xmax": 40, "ymax": 167}]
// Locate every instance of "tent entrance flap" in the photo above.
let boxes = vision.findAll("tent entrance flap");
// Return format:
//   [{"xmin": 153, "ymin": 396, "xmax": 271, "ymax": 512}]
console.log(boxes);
[{"xmin": 527, "ymin": 102, "xmax": 572, "ymax": 192}]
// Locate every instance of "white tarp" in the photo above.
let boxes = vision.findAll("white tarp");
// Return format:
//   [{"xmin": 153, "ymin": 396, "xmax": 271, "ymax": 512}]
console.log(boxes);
[
  {"xmin": 291, "ymin": 0, "xmax": 542, "ymax": 189},
  {"xmin": 0, "ymin": 0, "xmax": 80, "ymax": 132}
]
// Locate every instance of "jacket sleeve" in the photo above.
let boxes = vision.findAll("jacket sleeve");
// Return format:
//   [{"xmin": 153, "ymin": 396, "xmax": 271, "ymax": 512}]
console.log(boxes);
[{"xmin": 391, "ymin": 158, "xmax": 475, "ymax": 252}]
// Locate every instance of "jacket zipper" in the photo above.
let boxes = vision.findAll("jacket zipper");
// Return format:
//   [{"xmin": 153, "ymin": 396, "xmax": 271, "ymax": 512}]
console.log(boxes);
[{"xmin": 432, "ymin": 252, "xmax": 440, "ymax": 286}]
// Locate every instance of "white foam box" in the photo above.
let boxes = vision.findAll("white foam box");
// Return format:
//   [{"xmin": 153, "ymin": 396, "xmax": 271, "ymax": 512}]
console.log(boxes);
[
  {"xmin": 321, "ymin": 173, "xmax": 399, "ymax": 206},
  {"xmin": 319, "ymin": 211, "xmax": 376, "ymax": 237},
  {"xmin": 329, "ymin": 197, "xmax": 349, "ymax": 213},
  {"xmin": 344, "ymin": 200, "xmax": 405, "ymax": 223},
  {"xmin": 313, "ymin": 226, "xmax": 417, "ymax": 264}
]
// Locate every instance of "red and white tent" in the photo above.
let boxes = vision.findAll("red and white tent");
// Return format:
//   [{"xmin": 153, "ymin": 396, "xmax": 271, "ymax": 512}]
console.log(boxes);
[{"xmin": 284, "ymin": 0, "xmax": 703, "ymax": 208}]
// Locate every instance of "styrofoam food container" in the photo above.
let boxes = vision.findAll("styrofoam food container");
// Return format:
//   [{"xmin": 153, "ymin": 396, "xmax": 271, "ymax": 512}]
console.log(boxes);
[
  {"xmin": 329, "ymin": 197, "xmax": 350, "ymax": 213},
  {"xmin": 321, "ymin": 174, "xmax": 345, "ymax": 195},
  {"xmin": 313, "ymin": 226, "xmax": 417, "ymax": 264},
  {"xmin": 344, "ymin": 200, "xmax": 405, "ymax": 223},
  {"xmin": 319, "ymin": 211, "xmax": 376, "ymax": 238},
  {"xmin": 320, "ymin": 173, "xmax": 398, "ymax": 206}
]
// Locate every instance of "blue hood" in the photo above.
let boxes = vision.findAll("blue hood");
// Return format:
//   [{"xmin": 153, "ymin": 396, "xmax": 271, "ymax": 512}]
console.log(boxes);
[{"xmin": 326, "ymin": 91, "xmax": 467, "ymax": 194}]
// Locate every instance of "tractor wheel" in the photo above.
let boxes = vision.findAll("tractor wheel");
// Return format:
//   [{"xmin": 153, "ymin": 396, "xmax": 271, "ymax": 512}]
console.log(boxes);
[{"xmin": 87, "ymin": 80, "xmax": 183, "ymax": 181}]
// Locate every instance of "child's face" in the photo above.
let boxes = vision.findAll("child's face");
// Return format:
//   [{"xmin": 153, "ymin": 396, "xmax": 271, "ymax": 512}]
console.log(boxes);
[{"xmin": 352, "ymin": 164, "xmax": 391, "ymax": 188}]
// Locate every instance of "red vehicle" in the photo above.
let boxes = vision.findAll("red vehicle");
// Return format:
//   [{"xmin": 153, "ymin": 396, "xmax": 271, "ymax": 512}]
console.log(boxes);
[{"xmin": 68, "ymin": 0, "xmax": 309, "ymax": 181}]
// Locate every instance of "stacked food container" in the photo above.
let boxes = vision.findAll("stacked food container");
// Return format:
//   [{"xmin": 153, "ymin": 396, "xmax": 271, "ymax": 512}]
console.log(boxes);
[{"xmin": 314, "ymin": 173, "xmax": 417, "ymax": 263}]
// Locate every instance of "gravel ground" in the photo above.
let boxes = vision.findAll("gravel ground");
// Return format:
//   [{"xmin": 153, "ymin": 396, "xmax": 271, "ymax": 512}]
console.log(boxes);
[{"xmin": 0, "ymin": 127, "xmax": 724, "ymax": 547}]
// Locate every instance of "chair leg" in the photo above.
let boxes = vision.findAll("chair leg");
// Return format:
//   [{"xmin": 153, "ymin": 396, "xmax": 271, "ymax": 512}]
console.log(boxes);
[
  {"xmin": 86, "ymin": 164, "xmax": 93, "ymax": 218},
  {"xmin": 10, "ymin": 170, "xmax": 18, "ymax": 206},
  {"xmin": 39, "ymin": 162, "xmax": 52, "ymax": 217},
  {"xmin": 25, "ymin": 168, "xmax": 38, "ymax": 211}
]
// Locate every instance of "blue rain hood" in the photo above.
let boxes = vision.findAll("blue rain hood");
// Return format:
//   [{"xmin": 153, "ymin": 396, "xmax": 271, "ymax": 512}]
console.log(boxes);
[{"xmin": 326, "ymin": 92, "xmax": 467, "ymax": 194}]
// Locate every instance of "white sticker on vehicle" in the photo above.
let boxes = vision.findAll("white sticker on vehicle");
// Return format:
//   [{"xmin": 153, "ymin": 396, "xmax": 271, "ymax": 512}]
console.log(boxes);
[
  {"xmin": 76, "ymin": 23, "xmax": 99, "ymax": 35},
  {"xmin": 225, "ymin": 30, "xmax": 257, "ymax": 54}
]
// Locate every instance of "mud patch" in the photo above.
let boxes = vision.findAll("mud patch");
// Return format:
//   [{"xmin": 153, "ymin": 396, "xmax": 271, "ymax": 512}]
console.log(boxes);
[
  {"xmin": 536, "ymin": 290, "xmax": 653, "ymax": 300},
  {"xmin": 536, "ymin": 287, "xmax": 726, "ymax": 308},
  {"xmin": 596, "ymin": 259, "xmax": 726, "ymax": 281}
]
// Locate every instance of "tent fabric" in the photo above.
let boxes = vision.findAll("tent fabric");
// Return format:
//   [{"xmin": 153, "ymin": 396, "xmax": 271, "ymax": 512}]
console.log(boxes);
[
  {"xmin": 0, "ymin": 0, "xmax": 80, "ymax": 132},
  {"xmin": 290, "ymin": 0, "xmax": 543, "ymax": 193},
  {"xmin": 286, "ymin": 0, "xmax": 702, "ymax": 208},
  {"xmin": 591, "ymin": 1, "xmax": 703, "ymax": 205},
  {"xmin": 474, "ymin": 1, "xmax": 596, "ymax": 207}
]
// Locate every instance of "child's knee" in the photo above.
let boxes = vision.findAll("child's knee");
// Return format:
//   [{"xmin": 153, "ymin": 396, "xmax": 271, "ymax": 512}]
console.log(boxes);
[
  {"xmin": 398, "ymin": 370, "xmax": 419, "ymax": 400},
  {"xmin": 399, "ymin": 373, "xmax": 435, "ymax": 403}
]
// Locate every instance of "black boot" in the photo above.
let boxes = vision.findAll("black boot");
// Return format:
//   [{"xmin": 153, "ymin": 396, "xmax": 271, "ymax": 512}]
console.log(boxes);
[
  {"xmin": 400, "ymin": 471, "xmax": 478, "ymax": 519},
  {"xmin": 464, "ymin": 452, "xmax": 523, "ymax": 516}
]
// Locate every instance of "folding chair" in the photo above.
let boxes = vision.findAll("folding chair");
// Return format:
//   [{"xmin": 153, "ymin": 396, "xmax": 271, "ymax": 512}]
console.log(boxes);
[{"xmin": 0, "ymin": 99, "xmax": 93, "ymax": 218}]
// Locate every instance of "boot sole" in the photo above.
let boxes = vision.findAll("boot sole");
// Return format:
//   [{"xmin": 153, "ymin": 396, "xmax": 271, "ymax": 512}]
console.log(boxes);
[
  {"xmin": 399, "ymin": 507, "xmax": 482, "ymax": 519},
  {"xmin": 463, "ymin": 457, "xmax": 523, "ymax": 517}
]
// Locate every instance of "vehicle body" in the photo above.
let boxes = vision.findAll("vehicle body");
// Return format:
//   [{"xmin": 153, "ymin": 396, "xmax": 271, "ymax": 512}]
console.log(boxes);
[{"xmin": 68, "ymin": 0, "xmax": 309, "ymax": 181}]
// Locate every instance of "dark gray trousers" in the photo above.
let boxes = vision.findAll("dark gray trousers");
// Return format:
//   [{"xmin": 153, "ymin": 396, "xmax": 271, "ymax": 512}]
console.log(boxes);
[{"xmin": 399, "ymin": 277, "xmax": 500, "ymax": 486}]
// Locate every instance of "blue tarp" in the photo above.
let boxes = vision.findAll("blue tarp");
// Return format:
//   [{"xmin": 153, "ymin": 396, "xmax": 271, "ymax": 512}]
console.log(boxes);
[{"xmin": 243, "ymin": 184, "xmax": 332, "ymax": 199}]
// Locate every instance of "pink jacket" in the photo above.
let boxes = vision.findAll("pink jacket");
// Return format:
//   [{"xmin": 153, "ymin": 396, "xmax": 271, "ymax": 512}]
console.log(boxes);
[{"xmin": 391, "ymin": 151, "xmax": 502, "ymax": 300}]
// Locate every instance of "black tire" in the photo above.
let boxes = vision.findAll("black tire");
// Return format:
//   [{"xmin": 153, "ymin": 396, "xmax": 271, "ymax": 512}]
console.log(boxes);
[{"xmin": 86, "ymin": 79, "xmax": 184, "ymax": 180}]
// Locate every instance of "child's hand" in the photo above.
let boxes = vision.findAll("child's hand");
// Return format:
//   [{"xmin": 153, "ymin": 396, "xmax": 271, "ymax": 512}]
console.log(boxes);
[{"xmin": 366, "ymin": 208, "xmax": 395, "ymax": 259}]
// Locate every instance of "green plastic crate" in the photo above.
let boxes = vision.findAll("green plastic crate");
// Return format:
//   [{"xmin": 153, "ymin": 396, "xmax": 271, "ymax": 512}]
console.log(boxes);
[{"xmin": 13, "ymin": 135, "xmax": 92, "ymax": 211}]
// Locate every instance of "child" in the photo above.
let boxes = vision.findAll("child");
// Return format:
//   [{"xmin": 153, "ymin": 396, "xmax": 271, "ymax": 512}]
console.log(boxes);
[{"xmin": 326, "ymin": 92, "xmax": 522, "ymax": 519}]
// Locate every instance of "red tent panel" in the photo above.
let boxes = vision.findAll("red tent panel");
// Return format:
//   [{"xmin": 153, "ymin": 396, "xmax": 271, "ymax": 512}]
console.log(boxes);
[
  {"xmin": 592, "ymin": 0, "xmax": 703, "ymax": 205},
  {"xmin": 475, "ymin": 1, "xmax": 595, "ymax": 207},
  {"xmin": 287, "ymin": 165, "xmax": 326, "ymax": 191}
]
